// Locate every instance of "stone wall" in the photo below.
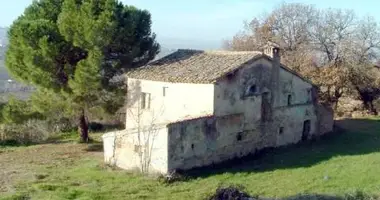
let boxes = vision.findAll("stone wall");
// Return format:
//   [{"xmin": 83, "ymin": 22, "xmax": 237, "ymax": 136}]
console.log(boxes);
[
  {"xmin": 167, "ymin": 114, "xmax": 260, "ymax": 171},
  {"xmin": 103, "ymin": 56, "xmax": 334, "ymax": 174},
  {"xmin": 166, "ymin": 57, "xmax": 325, "ymax": 172},
  {"xmin": 166, "ymin": 104, "xmax": 318, "ymax": 171},
  {"xmin": 315, "ymin": 103, "xmax": 334, "ymax": 136}
]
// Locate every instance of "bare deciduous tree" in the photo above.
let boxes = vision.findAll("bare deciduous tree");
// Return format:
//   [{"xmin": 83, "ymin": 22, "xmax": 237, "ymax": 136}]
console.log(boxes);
[
  {"xmin": 110, "ymin": 80, "xmax": 164, "ymax": 174},
  {"xmin": 226, "ymin": 2, "xmax": 380, "ymax": 114},
  {"xmin": 127, "ymin": 98, "xmax": 164, "ymax": 174}
]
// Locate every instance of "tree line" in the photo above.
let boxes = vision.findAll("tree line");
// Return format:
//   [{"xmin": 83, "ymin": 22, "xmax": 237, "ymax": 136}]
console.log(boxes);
[{"xmin": 224, "ymin": 3, "xmax": 380, "ymax": 114}]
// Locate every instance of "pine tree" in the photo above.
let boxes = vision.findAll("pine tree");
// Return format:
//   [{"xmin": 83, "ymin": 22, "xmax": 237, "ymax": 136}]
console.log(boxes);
[{"xmin": 6, "ymin": 0, "xmax": 159, "ymax": 142}]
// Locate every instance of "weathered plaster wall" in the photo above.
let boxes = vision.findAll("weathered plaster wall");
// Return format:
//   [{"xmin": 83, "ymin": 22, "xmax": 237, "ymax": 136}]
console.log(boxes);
[
  {"xmin": 167, "ymin": 57, "xmax": 321, "ymax": 171},
  {"xmin": 104, "ymin": 78, "xmax": 214, "ymax": 173},
  {"xmin": 273, "ymin": 105, "xmax": 317, "ymax": 146},
  {"xmin": 315, "ymin": 103, "xmax": 334, "ymax": 136},
  {"xmin": 104, "ymin": 56, "xmax": 333, "ymax": 174},
  {"xmin": 214, "ymin": 57, "xmax": 315, "ymax": 134},
  {"xmin": 167, "ymin": 105, "xmax": 318, "ymax": 171},
  {"xmin": 167, "ymin": 114, "xmax": 262, "ymax": 171},
  {"xmin": 125, "ymin": 78, "xmax": 214, "ymax": 130},
  {"xmin": 102, "ymin": 126, "xmax": 169, "ymax": 174}
]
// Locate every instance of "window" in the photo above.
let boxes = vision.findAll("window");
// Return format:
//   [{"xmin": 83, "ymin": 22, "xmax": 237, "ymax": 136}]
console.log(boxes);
[
  {"xmin": 287, "ymin": 94, "xmax": 292, "ymax": 106},
  {"xmin": 245, "ymin": 84, "xmax": 258, "ymax": 97},
  {"xmin": 163, "ymin": 87, "xmax": 168, "ymax": 97},
  {"xmin": 307, "ymin": 89, "xmax": 312, "ymax": 102},
  {"xmin": 249, "ymin": 85, "xmax": 257, "ymax": 94},
  {"xmin": 236, "ymin": 132, "xmax": 243, "ymax": 141},
  {"xmin": 141, "ymin": 92, "xmax": 151, "ymax": 109},
  {"xmin": 279, "ymin": 127, "xmax": 284, "ymax": 135},
  {"xmin": 302, "ymin": 120, "xmax": 311, "ymax": 141}
]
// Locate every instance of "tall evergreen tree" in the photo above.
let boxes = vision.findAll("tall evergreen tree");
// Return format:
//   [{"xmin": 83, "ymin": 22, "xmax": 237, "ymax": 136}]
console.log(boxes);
[{"xmin": 6, "ymin": 0, "xmax": 159, "ymax": 142}]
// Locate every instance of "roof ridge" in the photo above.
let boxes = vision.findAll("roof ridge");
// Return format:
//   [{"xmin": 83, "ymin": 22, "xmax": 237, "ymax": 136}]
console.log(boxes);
[
  {"xmin": 177, "ymin": 49, "xmax": 204, "ymax": 53},
  {"xmin": 203, "ymin": 50, "xmax": 263, "ymax": 55},
  {"xmin": 176, "ymin": 48, "xmax": 262, "ymax": 54}
]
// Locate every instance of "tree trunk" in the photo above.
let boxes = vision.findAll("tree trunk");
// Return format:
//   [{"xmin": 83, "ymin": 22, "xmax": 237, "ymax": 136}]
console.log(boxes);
[
  {"xmin": 78, "ymin": 109, "xmax": 89, "ymax": 143},
  {"xmin": 369, "ymin": 101, "xmax": 378, "ymax": 115},
  {"xmin": 356, "ymin": 87, "xmax": 378, "ymax": 115},
  {"xmin": 333, "ymin": 87, "xmax": 343, "ymax": 111}
]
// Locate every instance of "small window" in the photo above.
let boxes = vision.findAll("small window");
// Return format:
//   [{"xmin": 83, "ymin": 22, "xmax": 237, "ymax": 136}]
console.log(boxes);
[
  {"xmin": 163, "ymin": 87, "xmax": 168, "ymax": 97},
  {"xmin": 287, "ymin": 94, "xmax": 292, "ymax": 106},
  {"xmin": 249, "ymin": 85, "xmax": 257, "ymax": 94},
  {"xmin": 307, "ymin": 89, "xmax": 312, "ymax": 102},
  {"xmin": 246, "ymin": 84, "xmax": 257, "ymax": 97},
  {"xmin": 191, "ymin": 144, "xmax": 194, "ymax": 149},
  {"xmin": 279, "ymin": 127, "xmax": 284, "ymax": 135},
  {"xmin": 236, "ymin": 132, "xmax": 243, "ymax": 141},
  {"xmin": 141, "ymin": 92, "xmax": 151, "ymax": 109}
]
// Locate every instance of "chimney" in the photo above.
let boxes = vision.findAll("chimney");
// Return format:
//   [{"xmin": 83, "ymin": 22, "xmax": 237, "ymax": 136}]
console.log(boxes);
[
  {"xmin": 263, "ymin": 41, "xmax": 281, "ymax": 61},
  {"xmin": 264, "ymin": 41, "xmax": 281, "ymax": 108}
]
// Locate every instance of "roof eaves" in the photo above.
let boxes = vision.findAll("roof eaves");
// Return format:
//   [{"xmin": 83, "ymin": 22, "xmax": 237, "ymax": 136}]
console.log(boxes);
[{"xmin": 213, "ymin": 53, "xmax": 264, "ymax": 83}]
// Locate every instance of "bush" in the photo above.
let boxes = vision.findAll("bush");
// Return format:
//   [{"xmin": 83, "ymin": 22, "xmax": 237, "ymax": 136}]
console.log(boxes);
[
  {"xmin": 207, "ymin": 185, "xmax": 255, "ymax": 200},
  {"xmin": 0, "ymin": 120, "xmax": 53, "ymax": 145},
  {"xmin": 1, "ymin": 97, "xmax": 44, "ymax": 125},
  {"xmin": 157, "ymin": 170, "xmax": 188, "ymax": 184},
  {"xmin": 343, "ymin": 191, "xmax": 380, "ymax": 200}
]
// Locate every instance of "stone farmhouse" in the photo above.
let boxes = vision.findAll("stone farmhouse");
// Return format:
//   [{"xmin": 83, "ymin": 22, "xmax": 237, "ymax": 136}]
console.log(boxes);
[{"xmin": 102, "ymin": 43, "xmax": 334, "ymax": 174}]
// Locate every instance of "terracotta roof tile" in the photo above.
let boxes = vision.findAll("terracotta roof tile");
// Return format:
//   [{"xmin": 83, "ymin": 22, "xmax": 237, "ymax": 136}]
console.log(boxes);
[{"xmin": 125, "ymin": 49, "xmax": 263, "ymax": 83}]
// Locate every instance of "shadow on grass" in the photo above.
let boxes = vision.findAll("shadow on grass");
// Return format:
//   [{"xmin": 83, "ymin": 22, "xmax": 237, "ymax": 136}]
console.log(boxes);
[
  {"xmin": 283, "ymin": 194, "xmax": 344, "ymax": 200},
  {"xmin": 185, "ymin": 118, "xmax": 380, "ymax": 178},
  {"xmin": 283, "ymin": 192, "xmax": 376, "ymax": 200},
  {"xmin": 85, "ymin": 142, "xmax": 103, "ymax": 152},
  {"xmin": 208, "ymin": 186, "xmax": 376, "ymax": 200}
]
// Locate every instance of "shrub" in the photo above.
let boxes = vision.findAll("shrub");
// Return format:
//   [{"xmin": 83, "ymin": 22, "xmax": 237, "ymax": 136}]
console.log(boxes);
[
  {"xmin": 157, "ymin": 170, "xmax": 188, "ymax": 184},
  {"xmin": 207, "ymin": 185, "xmax": 255, "ymax": 200},
  {"xmin": 0, "ymin": 120, "xmax": 52, "ymax": 145},
  {"xmin": 1, "ymin": 97, "xmax": 44, "ymax": 125},
  {"xmin": 343, "ymin": 191, "xmax": 380, "ymax": 200}
]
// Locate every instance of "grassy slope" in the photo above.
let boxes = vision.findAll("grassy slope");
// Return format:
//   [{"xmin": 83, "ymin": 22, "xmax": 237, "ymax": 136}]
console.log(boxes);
[{"xmin": 1, "ymin": 118, "xmax": 380, "ymax": 200}]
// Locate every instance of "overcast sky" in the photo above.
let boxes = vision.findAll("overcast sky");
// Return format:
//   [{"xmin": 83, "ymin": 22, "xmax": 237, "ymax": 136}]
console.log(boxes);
[{"xmin": 1, "ymin": 0, "xmax": 380, "ymax": 49}]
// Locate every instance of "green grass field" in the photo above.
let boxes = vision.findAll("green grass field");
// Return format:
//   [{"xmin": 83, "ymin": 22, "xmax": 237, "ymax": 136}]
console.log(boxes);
[{"xmin": 1, "ymin": 118, "xmax": 380, "ymax": 200}]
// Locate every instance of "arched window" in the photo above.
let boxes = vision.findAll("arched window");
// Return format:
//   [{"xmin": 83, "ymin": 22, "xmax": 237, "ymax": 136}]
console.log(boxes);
[
  {"xmin": 249, "ymin": 85, "xmax": 257, "ymax": 94},
  {"xmin": 245, "ymin": 84, "xmax": 258, "ymax": 97}
]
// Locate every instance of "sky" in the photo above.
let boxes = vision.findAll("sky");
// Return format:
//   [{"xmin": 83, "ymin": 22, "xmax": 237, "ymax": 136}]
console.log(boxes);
[{"xmin": 1, "ymin": 0, "xmax": 380, "ymax": 49}]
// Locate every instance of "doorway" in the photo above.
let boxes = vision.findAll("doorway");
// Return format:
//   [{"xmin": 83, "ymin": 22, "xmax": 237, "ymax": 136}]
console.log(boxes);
[{"xmin": 302, "ymin": 120, "xmax": 311, "ymax": 141}]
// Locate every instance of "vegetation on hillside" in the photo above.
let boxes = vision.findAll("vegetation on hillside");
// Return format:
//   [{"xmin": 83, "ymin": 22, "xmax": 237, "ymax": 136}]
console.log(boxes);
[
  {"xmin": 5, "ymin": 0, "xmax": 159, "ymax": 142},
  {"xmin": 1, "ymin": 118, "xmax": 380, "ymax": 200}
]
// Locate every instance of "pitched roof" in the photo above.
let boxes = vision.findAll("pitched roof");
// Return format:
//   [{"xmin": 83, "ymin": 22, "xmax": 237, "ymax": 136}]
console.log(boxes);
[
  {"xmin": 125, "ymin": 49, "xmax": 316, "ymax": 86},
  {"xmin": 125, "ymin": 49, "xmax": 263, "ymax": 83}
]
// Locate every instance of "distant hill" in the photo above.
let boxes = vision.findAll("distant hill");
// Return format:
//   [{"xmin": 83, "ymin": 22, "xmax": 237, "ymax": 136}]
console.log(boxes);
[
  {"xmin": 0, "ymin": 27, "xmax": 8, "ymax": 80},
  {"xmin": 0, "ymin": 27, "xmax": 9, "ymax": 80},
  {"xmin": 155, "ymin": 47, "xmax": 176, "ymax": 60},
  {"xmin": 0, "ymin": 27, "xmax": 7, "ymax": 47}
]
